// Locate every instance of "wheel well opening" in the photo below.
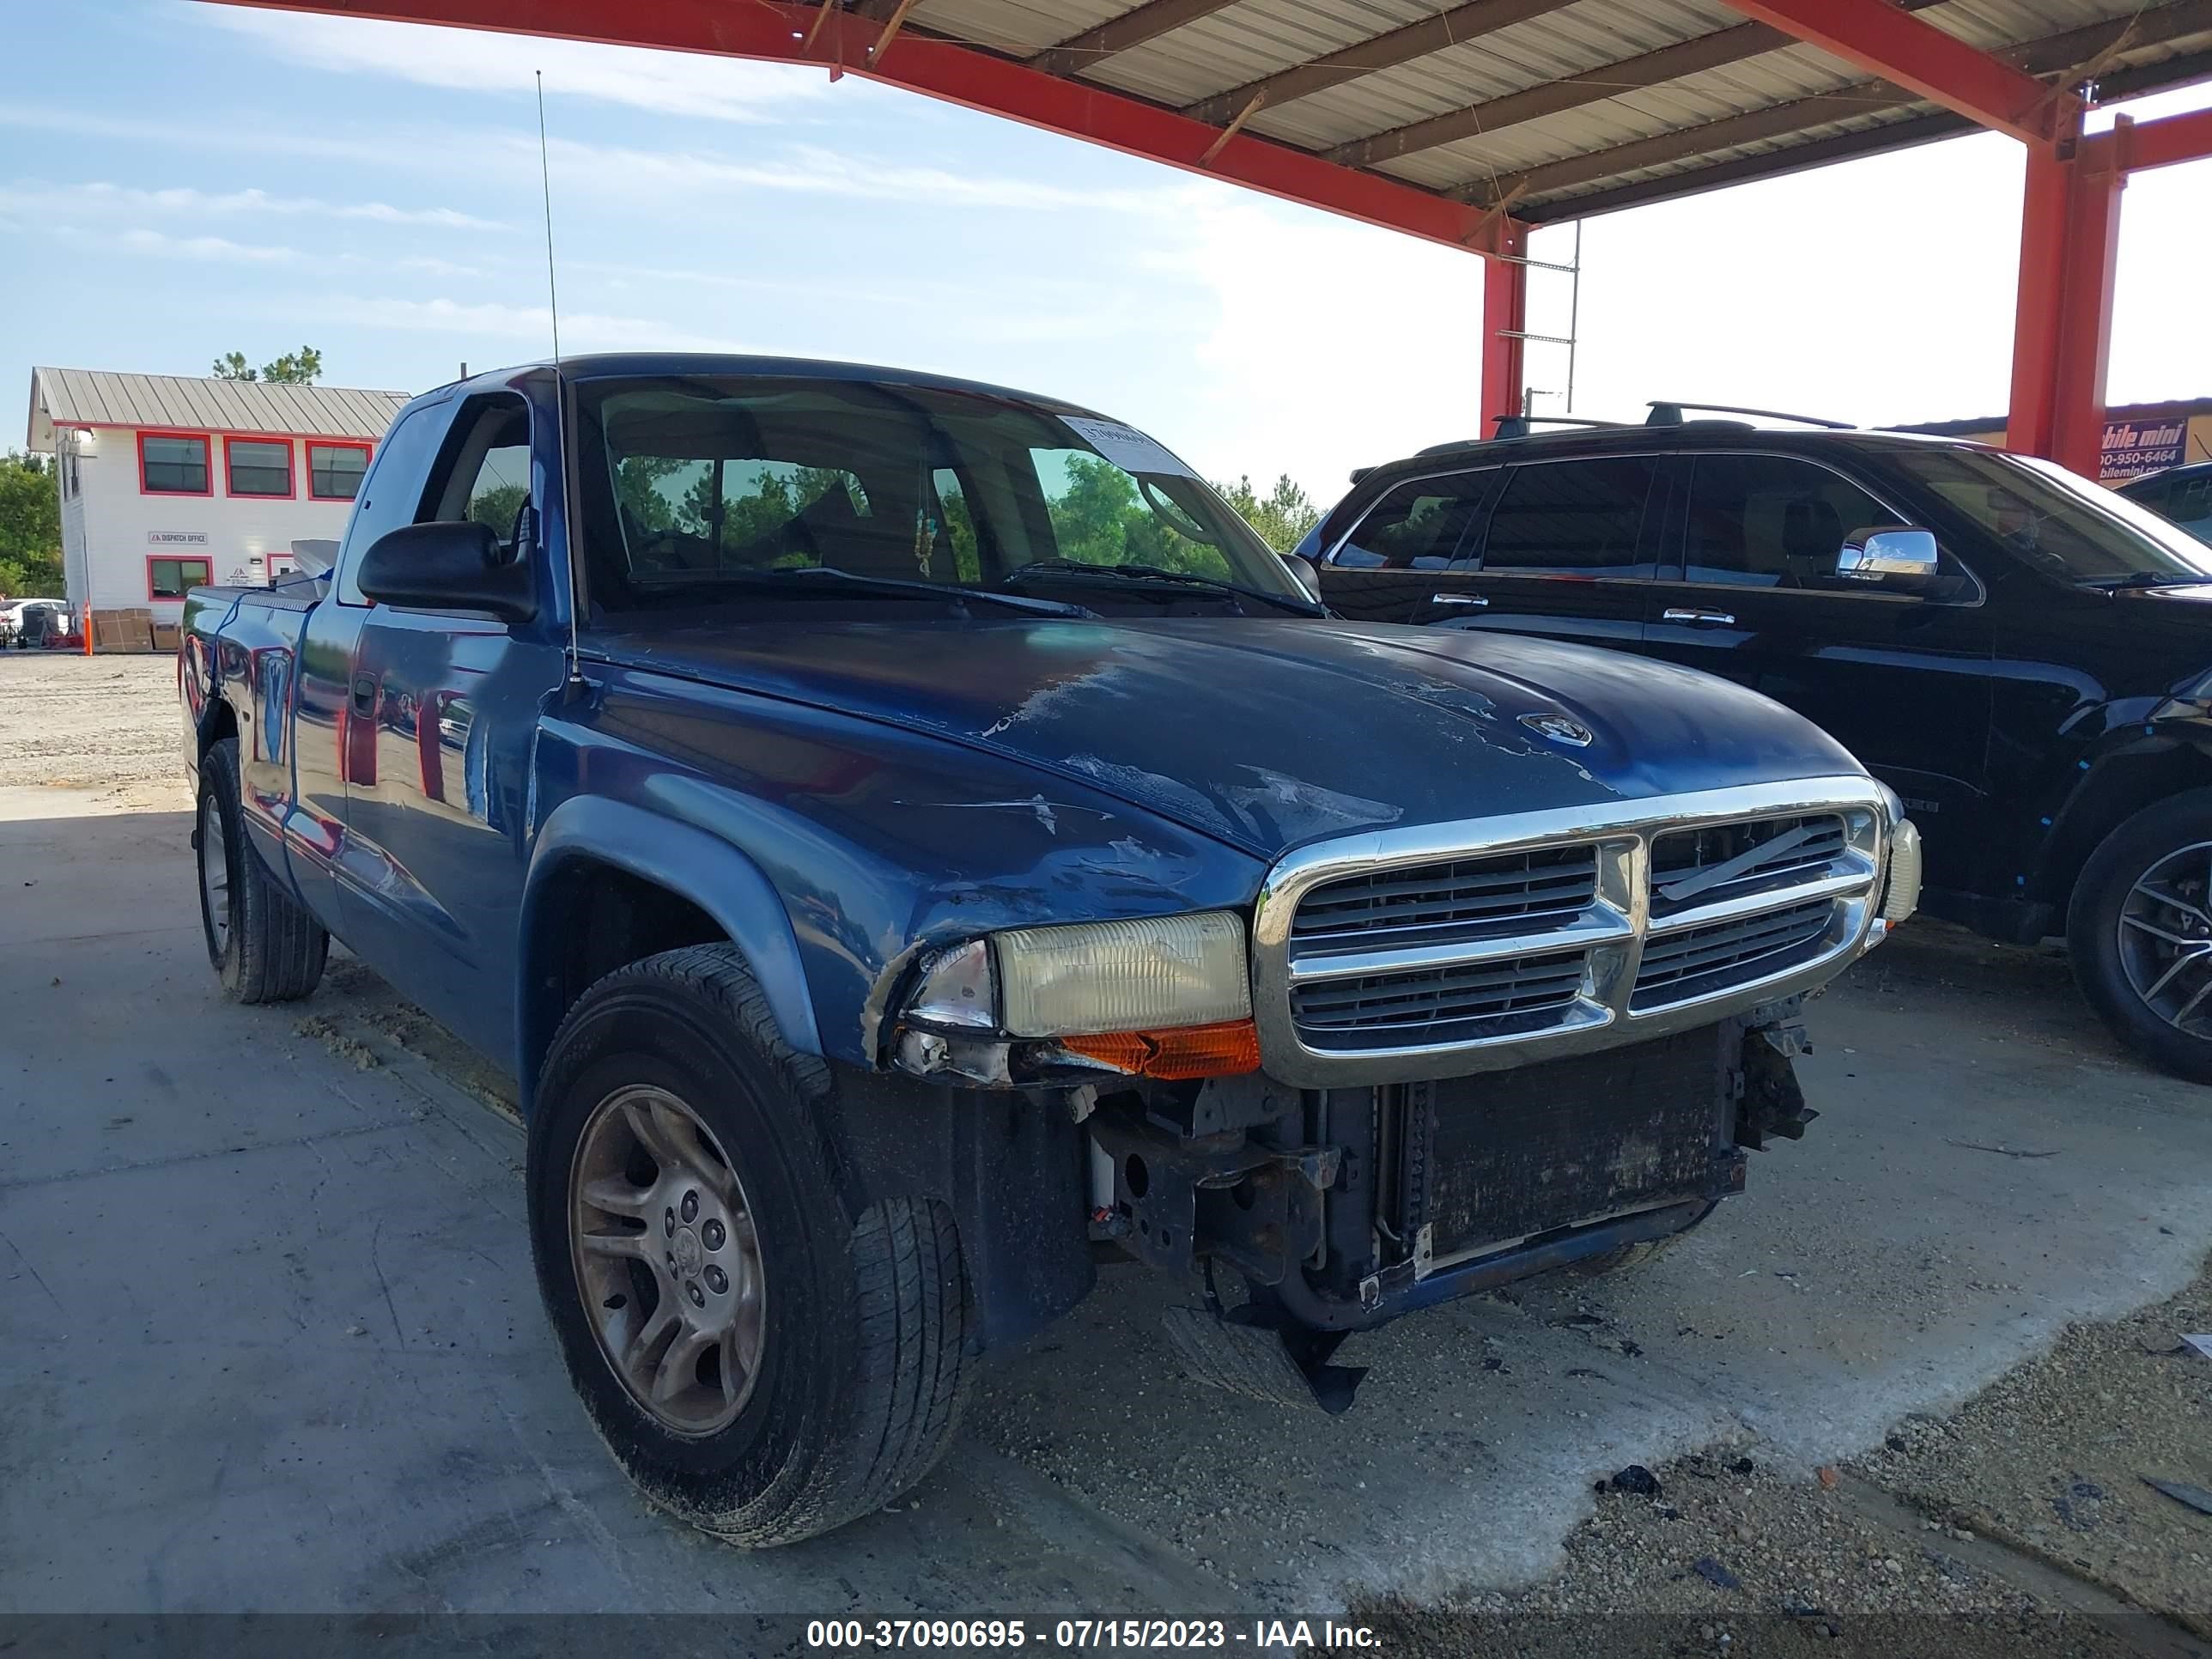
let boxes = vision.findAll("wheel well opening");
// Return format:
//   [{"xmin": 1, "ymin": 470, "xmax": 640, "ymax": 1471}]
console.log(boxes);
[
  {"xmin": 530, "ymin": 860, "xmax": 728, "ymax": 1052},
  {"xmin": 198, "ymin": 700, "xmax": 237, "ymax": 759},
  {"xmin": 2042, "ymin": 745, "xmax": 2212, "ymax": 907}
]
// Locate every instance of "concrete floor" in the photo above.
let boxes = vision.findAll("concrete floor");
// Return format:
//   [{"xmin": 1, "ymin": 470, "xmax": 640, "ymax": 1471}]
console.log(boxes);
[{"xmin": 4, "ymin": 786, "xmax": 2210, "ymax": 1616}]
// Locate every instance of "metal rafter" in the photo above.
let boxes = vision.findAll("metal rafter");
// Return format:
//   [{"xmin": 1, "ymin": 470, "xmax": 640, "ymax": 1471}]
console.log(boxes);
[
  {"xmin": 1718, "ymin": 0, "xmax": 2062, "ymax": 143},
  {"xmin": 1182, "ymin": 0, "xmax": 1566, "ymax": 127},
  {"xmin": 1028, "ymin": 0, "xmax": 1245, "ymax": 81},
  {"xmin": 1464, "ymin": 8, "xmax": 2212, "ymax": 211},
  {"xmin": 1323, "ymin": 2, "xmax": 1942, "ymax": 171}
]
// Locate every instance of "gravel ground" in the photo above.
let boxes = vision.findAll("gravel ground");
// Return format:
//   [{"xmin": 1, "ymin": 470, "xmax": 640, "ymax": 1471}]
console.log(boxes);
[
  {"xmin": 0, "ymin": 653, "xmax": 186, "ymax": 805},
  {"xmin": 1346, "ymin": 1260, "xmax": 2212, "ymax": 1657}
]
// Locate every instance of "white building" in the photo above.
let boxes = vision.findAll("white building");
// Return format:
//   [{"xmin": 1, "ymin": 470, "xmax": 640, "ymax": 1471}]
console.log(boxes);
[{"xmin": 25, "ymin": 368, "xmax": 411, "ymax": 629}]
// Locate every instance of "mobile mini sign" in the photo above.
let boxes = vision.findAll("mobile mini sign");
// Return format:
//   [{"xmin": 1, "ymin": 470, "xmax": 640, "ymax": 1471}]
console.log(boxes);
[{"xmin": 2101, "ymin": 413, "xmax": 2190, "ymax": 481}]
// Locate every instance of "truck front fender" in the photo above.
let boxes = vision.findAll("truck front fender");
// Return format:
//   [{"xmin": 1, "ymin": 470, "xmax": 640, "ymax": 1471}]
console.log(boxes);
[{"xmin": 518, "ymin": 795, "xmax": 823, "ymax": 1105}]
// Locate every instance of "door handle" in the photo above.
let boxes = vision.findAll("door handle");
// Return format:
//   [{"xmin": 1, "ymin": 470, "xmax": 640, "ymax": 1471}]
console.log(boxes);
[
  {"xmin": 350, "ymin": 674, "xmax": 378, "ymax": 717},
  {"xmin": 1430, "ymin": 593, "xmax": 1488, "ymax": 608},
  {"xmin": 1662, "ymin": 607, "xmax": 1736, "ymax": 628}
]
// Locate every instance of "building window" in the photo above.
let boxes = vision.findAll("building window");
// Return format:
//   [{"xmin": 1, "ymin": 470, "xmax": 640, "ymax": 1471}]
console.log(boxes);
[
  {"xmin": 226, "ymin": 436, "xmax": 295, "ymax": 498},
  {"xmin": 308, "ymin": 441, "xmax": 371, "ymax": 501},
  {"xmin": 139, "ymin": 433, "xmax": 210, "ymax": 495},
  {"xmin": 148, "ymin": 556, "xmax": 214, "ymax": 599}
]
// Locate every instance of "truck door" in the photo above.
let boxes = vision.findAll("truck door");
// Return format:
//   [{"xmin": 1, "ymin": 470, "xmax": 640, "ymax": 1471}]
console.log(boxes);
[
  {"xmin": 287, "ymin": 397, "xmax": 455, "ymax": 937},
  {"xmin": 1638, "ymin": 450, "xmax": 1996, "ymax": 894},
  {"xmin": 338, "ymin": 387, "xmax": 565, "ymax": 1066}
]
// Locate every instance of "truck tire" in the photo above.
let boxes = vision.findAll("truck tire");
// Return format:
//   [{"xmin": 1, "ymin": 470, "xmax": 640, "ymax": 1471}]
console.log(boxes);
[
  {"xmin": 2069, "ymin": 787, "xmax": 2212, "ymax": 1083},
  {"xmin": 527, "ymin": 945, "xmax": 971, "ymax": 1547},
  {"xmin": 194, "ymin": 737, "xmax": 327, "ymax": 1003}
]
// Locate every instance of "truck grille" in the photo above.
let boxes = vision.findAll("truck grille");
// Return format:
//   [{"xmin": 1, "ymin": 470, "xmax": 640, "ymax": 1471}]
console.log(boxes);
[
  {"xmin": 1291, "ymin": 844, "xmax": 1599, "ymax": 947},
  {"xmin": 1291, "ymin": 945, "xmax": 1589, "ymax": 1048},
  {"xmin": 1632, "ymin": 897, "xmax": 1837, "ymax": 1012},
  {"xmin": 1255, "ymin": 781, "xmax": 1886, "ymax": 1085},
  {"xmin": 1650, "ymin": 814, "xmax": 1847, "ymax": 921}
]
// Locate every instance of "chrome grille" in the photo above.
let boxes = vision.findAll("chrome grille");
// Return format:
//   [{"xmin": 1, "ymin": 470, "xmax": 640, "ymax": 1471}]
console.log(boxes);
[
  {"xmin": 1255, "ymin": 778, "xmax": 1888, "ymax": 1086},
  {"xmin": 1292, "ymin": 844, "xmax": 1599, "ymax": 947},
  {"xmin": 1632, "ymin": 898, "xmax": 1837, "ymax": 1012},
  {"xmin": 1291, "ymin": 945, "xmax": 1589, "ymax": 1049},
  {"xmin": 1650, "ymin": 814, "xmax": 1849, "ymax": 921}
]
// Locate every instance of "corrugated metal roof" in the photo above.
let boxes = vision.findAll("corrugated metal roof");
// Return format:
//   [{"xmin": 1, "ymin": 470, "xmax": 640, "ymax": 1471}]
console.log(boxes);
[
  {"xmin": 899, "ymin": 0, "xmax": 2212, "ymax": 222},
  {"xmin": 26, "ymin": 367, "xmax": 410, "ymax": 453}
]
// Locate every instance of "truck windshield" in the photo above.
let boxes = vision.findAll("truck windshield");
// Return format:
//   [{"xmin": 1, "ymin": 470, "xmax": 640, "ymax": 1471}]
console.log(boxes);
[
  {"xmin": 572, "ymin": 375, "xmax": 1305, "ymax": 614},
  {"xmin": 1890, "ymin": 447, "xmax": 2212, "ymax": 586}
]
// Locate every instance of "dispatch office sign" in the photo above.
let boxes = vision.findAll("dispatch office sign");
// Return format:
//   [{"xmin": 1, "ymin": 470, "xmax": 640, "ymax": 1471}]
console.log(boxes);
[
  {"xmin": 148, "ymin": 530, "xmax": 209, "ymax": 545},
  {"xmin": 2101, "ymin": 411, "xmax": 2190, "ymax": 480}
]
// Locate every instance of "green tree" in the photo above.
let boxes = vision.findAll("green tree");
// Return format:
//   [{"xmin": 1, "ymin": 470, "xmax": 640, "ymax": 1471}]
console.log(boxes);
[
  {"xmin": 1214, "ymin": 472, "xmax": 1320, "ymax": 554},
  {"xmin": 211, "ymin": 346, "xmax": 325, "ymax": 384},
  {"xmin": 466, "ymin": 482, "xmax": 530, "ymax": 535},
  {"xmin": 0, "ymin": 452, "xmax": 64, "ymax": 599}
]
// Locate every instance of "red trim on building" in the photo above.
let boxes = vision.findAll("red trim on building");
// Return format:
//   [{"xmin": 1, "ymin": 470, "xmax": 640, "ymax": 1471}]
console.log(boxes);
[
  {"xmin": 223, "ymin": 434, "xmax": 297, "ymax": 500},
  {"xmin": 137, "ymin": 430, "xmax": 213, "ymax": 496},
  {"xmin": 307, "ymin": 439, "xmax": 375, "ymax": 500},
  {"xmin": 146, "ymin": 552, "xmax": 215, "ymax": 599}
]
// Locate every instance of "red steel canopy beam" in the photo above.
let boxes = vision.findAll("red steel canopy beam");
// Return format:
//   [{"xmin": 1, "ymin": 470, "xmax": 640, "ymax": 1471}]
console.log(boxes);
[
  {"xmin": 1479, "ymin": 226, "xmax": 1529, "ymax": 435},
  {"xmin": 2118, "ymin": 102, "xmax": 2212, "ymax": 171},
  {"xmin": 193, "ymin": 0, "xmax": 1519, "ymax": 256},
  {"xmin": 1719, "ymin": 0, "xmax": 2063, "ymax": 143}
]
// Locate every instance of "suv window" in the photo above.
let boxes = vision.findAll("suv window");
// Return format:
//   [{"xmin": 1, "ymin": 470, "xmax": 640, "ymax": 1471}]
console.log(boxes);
[
  {"xmin": 1481, "ymin": 458, "xmax": 1657, "ymax": 576},
  {"xmin": 1331, "ymin": 473, "xmax": 1490, "ymax": 570},
  {"xmin": 1682, "ymin": 454, "xmax": 1894, "ymax": 588}
]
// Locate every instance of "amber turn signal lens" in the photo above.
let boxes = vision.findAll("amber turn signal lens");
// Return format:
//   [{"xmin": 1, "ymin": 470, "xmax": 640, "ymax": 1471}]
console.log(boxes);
[{"xmin": 1058, "ymin": 1018, "xmax": 1261, "ymax": 1080}]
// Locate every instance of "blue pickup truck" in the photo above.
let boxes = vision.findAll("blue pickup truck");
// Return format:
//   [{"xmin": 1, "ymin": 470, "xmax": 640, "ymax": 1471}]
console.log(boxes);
[{"xmin": 180, "ymin": 354, "xmax": 1917, "ymax": 1545}]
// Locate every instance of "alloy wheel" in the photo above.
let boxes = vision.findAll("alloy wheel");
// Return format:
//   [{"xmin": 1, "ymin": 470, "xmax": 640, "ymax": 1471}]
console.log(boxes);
[
  {"xmin": 198, "ymin": 795, "xmax": 231, "ymax": 955},
  {"xmin": 568, "ymin": 1084, "xmax": 765, "ymax": 1436},
  {"xmin": 2116, "ymin": 840, "xmax": 2212, "ymax": 1038}
]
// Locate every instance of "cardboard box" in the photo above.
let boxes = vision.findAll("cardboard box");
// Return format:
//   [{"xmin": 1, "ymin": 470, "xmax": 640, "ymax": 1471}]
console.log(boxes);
[{"xmin": 150, "ymin": 623, "xmax": 180, "ymax": 653}]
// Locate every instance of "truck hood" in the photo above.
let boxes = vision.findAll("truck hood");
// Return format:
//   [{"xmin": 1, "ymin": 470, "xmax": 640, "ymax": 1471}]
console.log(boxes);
[{"xmin": 594, "ymin": 616, "xmax": 1865, "ymax": 858}]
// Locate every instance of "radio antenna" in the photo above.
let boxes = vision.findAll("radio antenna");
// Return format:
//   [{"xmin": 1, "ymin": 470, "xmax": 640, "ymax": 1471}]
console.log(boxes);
[{"xmin": 536, "ymin": 70, "xmax": 586, "ymax": 694}]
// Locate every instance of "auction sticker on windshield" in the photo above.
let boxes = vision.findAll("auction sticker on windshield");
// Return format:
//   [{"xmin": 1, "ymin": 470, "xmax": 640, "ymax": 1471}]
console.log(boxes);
[{"xmin": 1062, "ymin": 416, "xmax": 1197, "ymax": 479}]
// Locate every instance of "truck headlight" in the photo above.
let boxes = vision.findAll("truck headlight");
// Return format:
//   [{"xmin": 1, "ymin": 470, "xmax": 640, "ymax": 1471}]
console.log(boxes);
[
  {"xmin": 899, "ymin": 912, "xmax": 1256, "ymax": 1081},
  {"xmin": 1881, "ymin": 818, "xmax": 1922, "ymax": 926}
]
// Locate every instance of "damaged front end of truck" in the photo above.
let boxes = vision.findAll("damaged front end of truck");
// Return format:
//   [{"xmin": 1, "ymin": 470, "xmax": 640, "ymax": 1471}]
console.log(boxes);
[{"xmin": 893, "ymin": 777, "xmax": 1921, "ymax": 1411}]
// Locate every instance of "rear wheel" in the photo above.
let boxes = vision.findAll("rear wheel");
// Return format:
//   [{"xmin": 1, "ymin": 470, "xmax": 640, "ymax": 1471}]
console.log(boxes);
[
  {"xmin": 2070, "ymin": 787, "xmax": 2212, "ymax": 1083},
  {"xmin": 194, "ymin": 738, "xmax": 326, "ymax": 1003},
  {"xmin": 528, "ymin": 945, "xmax": 972, "ymax": 1547}
]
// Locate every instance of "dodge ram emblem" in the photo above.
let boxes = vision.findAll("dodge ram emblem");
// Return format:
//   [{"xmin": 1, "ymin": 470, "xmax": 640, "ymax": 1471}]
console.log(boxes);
[{"xmin": 1519, "ymin": 712, "xmax": 1594, "ymax": 747}]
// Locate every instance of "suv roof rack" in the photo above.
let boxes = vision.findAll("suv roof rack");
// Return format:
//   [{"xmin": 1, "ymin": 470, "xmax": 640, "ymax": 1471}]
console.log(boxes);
[
  {"xmin": 1472, "ymin": 415, "xmax": 1626, "ymax": 444},
  {"xmin": 1646, "ymin": 399, "xmax": 1852, "ymax": 429}
]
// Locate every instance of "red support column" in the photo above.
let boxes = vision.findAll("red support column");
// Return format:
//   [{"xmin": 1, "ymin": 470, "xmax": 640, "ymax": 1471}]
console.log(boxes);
[
  {"xmin": 2006, "ymin": 118, "xmax": 2125, "ymax": 479},
  {"xmin": 1480, "ymin": 222, "xmax": 1528, "ymax": 434}
]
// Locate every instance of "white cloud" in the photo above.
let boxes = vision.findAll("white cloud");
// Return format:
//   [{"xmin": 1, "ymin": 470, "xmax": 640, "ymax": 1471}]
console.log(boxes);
[
  {"xmin": 0, "ymin": 179, "xmax": 501, "ymax": 230},
  {"xmin": 194, "ymin": 9, "xmax": 830, "ymax": 125},
  {"xmin": 55, "ymin": 224, "xmax": 315, "ymax": 265},
  {"xmin": 334, "ymin": 295, "xmax": 756, "ymax": 356},
  {"xmin": 540, "ymin": 136, "xmax": 1197, "ymax": 215}
]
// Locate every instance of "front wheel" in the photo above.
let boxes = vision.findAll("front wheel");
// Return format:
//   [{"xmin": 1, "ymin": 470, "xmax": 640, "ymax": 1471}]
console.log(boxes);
[
  {"xmin": 527, "ymin": 945, "xmax": 972, "ymax": 1547},
  {"xmin": 2069, "ymin": 787, "xmax": 2212, "ymax": 1083}
]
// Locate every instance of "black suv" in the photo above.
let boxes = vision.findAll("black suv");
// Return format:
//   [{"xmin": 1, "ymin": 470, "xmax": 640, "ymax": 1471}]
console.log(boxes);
[{"xmin": 1293, "ymin": 411, "xmax": 2212, "ymax": 1081}]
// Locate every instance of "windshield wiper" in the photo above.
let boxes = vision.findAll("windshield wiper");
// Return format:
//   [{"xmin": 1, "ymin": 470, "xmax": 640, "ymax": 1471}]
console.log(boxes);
[
  {"xmin": 640, "ymin": 566, "xmax": 1094, "ymax": 618},
  {"xmin": 1000, "ymin": 558, "xmax": 1325, "ymax": 617},
  {"xmin": 2082, "ymin": 572, "xmax": 2212, "ymax": 590}
]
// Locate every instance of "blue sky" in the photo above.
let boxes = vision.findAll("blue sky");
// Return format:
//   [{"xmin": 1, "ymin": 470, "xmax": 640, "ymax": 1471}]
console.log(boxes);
[{"xmin": 4, "ymin": 2, "xmax": 2209, "ymax": 498}]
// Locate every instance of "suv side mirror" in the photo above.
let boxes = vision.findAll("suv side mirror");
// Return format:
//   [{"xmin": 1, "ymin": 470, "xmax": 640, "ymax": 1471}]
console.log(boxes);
[
  {"xmin": 356, "ymin": 520, "xmax": 538, "ymax": 622},
  {"xmin": 1279, "ymin": 552, "xmax": 1322, "ymax": 601},
  {"xmin": 1837, "ymin": 526, "xmax": 1939, "ymax": 586}
]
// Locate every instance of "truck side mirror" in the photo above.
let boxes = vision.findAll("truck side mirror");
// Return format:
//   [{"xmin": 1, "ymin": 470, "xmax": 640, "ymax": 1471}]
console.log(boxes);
[
  {"xmin": 1836, "ymin": 526, "xmax": 1939, "ymax": 587},
  {"xmin": 356, "ymin": 520, "xmax": 538, "ymax": 622}
]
